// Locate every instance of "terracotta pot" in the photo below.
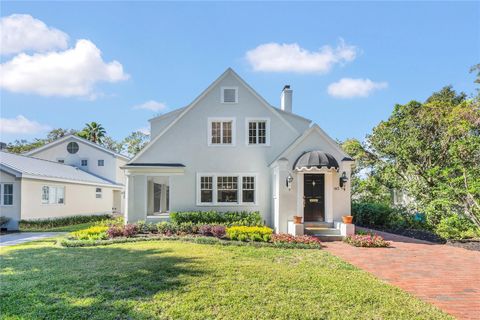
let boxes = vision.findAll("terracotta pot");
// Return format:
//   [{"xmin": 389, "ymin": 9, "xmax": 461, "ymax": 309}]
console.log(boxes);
[
  {"xmin": 293, "ymin": 216, "xmax": 302, "ymax": 224},
  {"xmin": 342, "ymin": 215, "xmax": 353, "ymax": 224}
]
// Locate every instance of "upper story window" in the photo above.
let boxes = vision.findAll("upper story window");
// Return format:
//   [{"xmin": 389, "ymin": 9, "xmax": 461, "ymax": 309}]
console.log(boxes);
[
  {"xmin": 67, "ymin": 142, "xmax": 79, "ymax": 154},
  {"xmin": 1, "ymin": 183, "xmax": 13, "ymax": 206},
  {"xmin": 98, "ymin": 160, "xmax": 104, "ymax": 166},
  {"xmin": 246, "ymin": 118, "xmax": 270, "ymax": 146},
  {"xmin": 81, "ymin": 159, "xmax": 88, "ymax": 166},
  {"xmin": 41, "ymin": 186, "xmax": 65, "ymax": 205},
  {"xmin": 221, "ymin": 87, "xmax": 238, "ymax": 103},
  {"xmin": 208, "ymin": 118, "xmax": 236, "ymax": 146},
  {"xmin": 96, "ymin": 188, "xmax": 102, "ymax": 199}
]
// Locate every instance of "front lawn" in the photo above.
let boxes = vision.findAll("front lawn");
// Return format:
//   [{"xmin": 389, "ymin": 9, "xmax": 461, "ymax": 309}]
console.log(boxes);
[{"xmin": 0, "ymin": 240, "xmax": 451, "ymax": 319}]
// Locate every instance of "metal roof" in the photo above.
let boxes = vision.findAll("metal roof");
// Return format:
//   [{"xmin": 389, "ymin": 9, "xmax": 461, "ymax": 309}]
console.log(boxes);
[{"xmin": 0, "ymin": 151, "xmax": 121, "ymax": 187}]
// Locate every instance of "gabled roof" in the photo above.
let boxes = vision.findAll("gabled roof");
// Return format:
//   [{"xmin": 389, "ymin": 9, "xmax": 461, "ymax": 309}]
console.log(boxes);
[
  {"xmin": 130, "ymin": 68, "xmax": 303, "ymax": 163},
  {"xmin": 25, "ymin": 134, "xmax": 130, "ymax": 161},
  {"xmin": 269, "ymin": 124, "xmax": 350, "ymax": 167},
  {"xmin": 0, "ymin": 151, "xmax": 122, "ymax": 187}
]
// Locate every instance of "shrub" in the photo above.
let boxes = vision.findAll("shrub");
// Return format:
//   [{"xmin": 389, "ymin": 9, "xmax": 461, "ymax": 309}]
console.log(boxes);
[
  {"xmin": 170, "ymin": 211, "xmax": 262, "ymax": 226},
  {"xmin": 211, "ymin": 225, "xmax": 226, "ymax": 238},
  {"xmin": 106, "ymin": 225, "xmax": 125, "ymax": 238},
  {"xmin": 226, "ymin": 226, "xmax": 273, "ymax": 242},
  {"xmin": 106, "ymin": 224, "xmax": 139, "ymax": 238},
  {"xmin": 198, "ymin": 225, "xmax": 212, "ymax": 236},
  {"xmin": 123, "ymin": 224, "xmax": 139, "ymax": 237},
  {"xmin": 20, "ymin": 214, "xmax": 112, "ymax": 230},
  {"xmin": 0, "ymin": 216, "xmax": 11, "ymax": 227},
  {"xmin": 435, "ymin": 215, "xmax": 480, "ymax": 240},
  {"xmin": 271, "ymin": 234, "xmax": 322, "ymax": 246},
  {"xmin": 69, "ymin": 226, "xmax": 108, "ymax": 240},
  {"xmin": 344, "ymin": 234, "xmax": 390, "ymax": 247}
]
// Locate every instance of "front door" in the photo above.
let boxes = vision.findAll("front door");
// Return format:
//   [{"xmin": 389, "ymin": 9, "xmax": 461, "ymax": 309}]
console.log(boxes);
[{"xmin": 303, "ymin": 174, "xmax": 325, "ymax": 221}]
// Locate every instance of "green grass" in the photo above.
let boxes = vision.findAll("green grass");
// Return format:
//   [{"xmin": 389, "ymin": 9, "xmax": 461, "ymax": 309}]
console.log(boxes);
[
  {"xmin": 0, "ymin": 240, "xmax": 451, "ymax": 320},
  {"xmin": 20, "ymin": 221, "xmax": 100, "ymax": 232}
]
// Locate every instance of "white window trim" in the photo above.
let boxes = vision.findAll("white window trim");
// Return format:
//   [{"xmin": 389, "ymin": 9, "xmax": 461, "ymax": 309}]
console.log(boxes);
[
  {"xmin": 196, "ymin": 173, "xmax": 258, "ymax": 206},
  {"xmin": 41, "ymin": 185, "xmax": 66, "ymax": 205},
  {"xmin": 245, "ymin": 117, "xmax": 271, "ymax": 146},
  {"xmin": 0, "ymin": 183, "xmax": 14, "ymax": 206},
  {"xmin": 221, "ymin": 86, "xmax": 238, "ymax": 104},
  {"xmin": 207, "ymin": 117, "xmax": 236, "ymax": 147}
]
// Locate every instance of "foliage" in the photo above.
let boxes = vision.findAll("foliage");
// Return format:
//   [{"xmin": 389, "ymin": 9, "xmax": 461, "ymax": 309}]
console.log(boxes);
[
  {"xmin": 435, "ymin": 215, "xmax": 480, "ymax": 240},
  {"xmin": 170, "ymin": 211, "xmax": 262, "ymax": 226},
  {"xmin": 77, "ymin": 122, "xmax": 107, "ymax": 144},
  {"xmin": 210, "ymin": 225, "xmax": 226, "ymax": 238},
  {"xmin": 344, "ymin": 234, "xmax": 391, "ymax": 247},
  {"xmin": 226, "ymin": 226, "xmax": 273, "ymax": 242},
  {"xmin": 100, "ymin": 136, "xmax": 124, "ymax": 153},
  {"xmin": 69, "ymin": 226, "xmax": 108, "ymax": 240},
  {"xmin": 198, "ymin": 224, "xmax": 212, "ymax": 236},
  {"xmin": 271, "ymin": 234, "xmax": 322, "ymax": 246},
  {"xmin": 106, "ymin": 224, "xmax": 139, "ymax": 238},
  {"xmin": 122, "ymin": 131, "xmax": 149, "ymax": 156},
  {"xmin": 19, "ymin": 214, "xmax": 112, "ymax": 230},
  {"xmin": 0, "ymin": 216, "xmax": 11, "ymax": 227}
]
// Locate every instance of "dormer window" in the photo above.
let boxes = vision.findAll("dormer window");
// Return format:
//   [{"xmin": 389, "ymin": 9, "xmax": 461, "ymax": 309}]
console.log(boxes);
[{"xmin": 221, "ymin": 87, "xmax": 238, "ymax": 103}]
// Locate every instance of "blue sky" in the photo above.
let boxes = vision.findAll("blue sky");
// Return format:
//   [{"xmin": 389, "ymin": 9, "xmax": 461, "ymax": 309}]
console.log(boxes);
[{"xmin": 1, "ymin": 1, "xmax": 479, "ymax": 144}]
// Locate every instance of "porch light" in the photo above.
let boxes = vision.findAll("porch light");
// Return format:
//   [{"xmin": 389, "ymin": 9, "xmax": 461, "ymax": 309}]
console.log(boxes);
[
  {"xmin": 339, "ymin": 171, "xmax": 348, "ymax": 190},
  {"xmin": 286, "ymin": 173, "xmax": 294, "ymax": 190}
]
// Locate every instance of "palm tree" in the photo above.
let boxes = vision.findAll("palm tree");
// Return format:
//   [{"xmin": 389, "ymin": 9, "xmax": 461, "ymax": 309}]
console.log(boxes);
[{"xmin": 79, "ymin": 122, "xmax": 106, "ymax": 144}]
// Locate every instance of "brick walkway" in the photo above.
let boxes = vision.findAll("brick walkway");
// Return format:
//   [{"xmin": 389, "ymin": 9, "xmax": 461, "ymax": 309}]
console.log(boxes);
[{"xmin": 324, "ymin": 229, "xmax": 480, "ymax": 320}]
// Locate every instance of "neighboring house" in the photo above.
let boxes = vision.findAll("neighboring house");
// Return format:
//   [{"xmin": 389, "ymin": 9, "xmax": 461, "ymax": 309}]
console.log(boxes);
[
  {"xmin": 0, "ymin": 151, "xmax": 123, "ymax": 230},
  {"xmin": 25, "ymin": 134, "xmax": 129, "ymax": 213},
  {"xmin": 123, "ymin": 68, "xmax": 354, "ymax": 236}
]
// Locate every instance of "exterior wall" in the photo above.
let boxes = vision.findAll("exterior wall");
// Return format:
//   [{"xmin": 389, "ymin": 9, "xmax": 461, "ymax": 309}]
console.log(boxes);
[
  {"xmin": 0, "ymin": 170, "xmax": 21, "ymax": 230},
  {"xmin": 29, "ymin": 137, "xmax": 125, "ymax": 184},
  {"xmin": 20, "ymin": 178, "xmax": 116, "ymax": 220}
]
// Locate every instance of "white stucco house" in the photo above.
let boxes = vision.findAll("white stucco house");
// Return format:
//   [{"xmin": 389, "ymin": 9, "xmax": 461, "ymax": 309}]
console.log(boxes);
[
  {"xmin": 123, "ymin": 68, "xmax": 354, "ymax": 237},
  {"xmin": 0, "ymin": 135, "xmax": 129, "ymax": 230}
]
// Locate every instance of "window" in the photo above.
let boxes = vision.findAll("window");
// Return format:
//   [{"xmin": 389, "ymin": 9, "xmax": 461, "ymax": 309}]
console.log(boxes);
[
  {"xmin": 208, "ymin": 118, "xmax": 235, "ymax": 146},
  {"xmin": 57, "ymin": 159, "xmax": 65, "ymax": 164},
  {"xmin": 246, "ymin": 118, "xmax": 270, "ymax": 146},
  {"xmin": 67, "ymin": 142, "xmax": 79, "ymax": 154},
  {"xmin": 41, "ymin": 186, "xmax": 65, "ymax": 204},
  {"xmin": 1, "ymin": 184, "xmax": 13, "ymax": 206},
  {"xmin": 217, "ymin": 176, "xmax": 238, "ymax": 203},
  {"xmin": 98, "ymin": 160, "xmax": 104, "ymax": 166},
  {"xmin": 242, "ymin": 177, "xmax": 255, "ymax": 203},
  {"xmin": 81, "ymin": 159, "xmax": 88, "ymax": 166},
  {"xmin": 197, "ymin": 174, "xmax": 256, "ymax": 205},
  {"xmin": 200, "ymin": 177, "xmax": 213, "ymax": 203},
  {"xmin": 96, "ymin": 188, "xmax": 102, "ymax": 199},
  {"xmin": 221, "ymin": 87, "xmax": 238, "ymax": 103}
]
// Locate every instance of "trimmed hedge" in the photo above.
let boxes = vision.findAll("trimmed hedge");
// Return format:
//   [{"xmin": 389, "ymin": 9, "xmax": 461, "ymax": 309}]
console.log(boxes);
[
  {"xmin": 20, "ymin": 214, "xmax": 112, "ymax": 230},
  {"xmin": 226, "ymin": 226, "xmax": 273, "ymax": 242},
  {"xmin": 59, "ymin": 235, "xmax": 322, "ymax": 249},
  {"xmin": 169, "ymin": 211, "xmax": 262, "ymax": 226}
]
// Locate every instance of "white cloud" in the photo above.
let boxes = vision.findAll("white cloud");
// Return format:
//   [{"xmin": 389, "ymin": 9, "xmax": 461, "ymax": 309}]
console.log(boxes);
[
  {"xmin": 0, "ymin": 39, "xmax": 129, "ymax": 97},
  {"xmin": 245, "ymin": 40, "xmax": 357, "ymax": 73},
  {"xmin": 132, "ymin": 100, "xmax": 168, "ymax": 112},
  {"xmin": 0, "ymin": 115, "xmax": 51, "ymax": 134},
  {"xmin": 327, "ymin": 78, "xmax": 388, "ymax": 98},
  {"xmin": 0, "ymin": 14, "xmax": 69, "ymax": 55}
]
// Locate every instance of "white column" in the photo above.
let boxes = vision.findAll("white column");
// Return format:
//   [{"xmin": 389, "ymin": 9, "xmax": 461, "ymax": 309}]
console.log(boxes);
[{"xmin": 324, "ymin": 172, "xmax": 334, "ymax": 223}]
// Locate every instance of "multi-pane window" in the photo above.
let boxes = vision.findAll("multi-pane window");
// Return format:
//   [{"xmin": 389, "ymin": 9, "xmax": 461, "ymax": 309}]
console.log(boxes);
[
  {"xmin": 41, "ymin": 186, "xmax": 65, "ymax": 204},
  {"xmin": 67, "ymin": 142, "xmax": 79, "ymax": 154},
  {"xmin": 96, "ymin": 188, "xmax": 102, "ymax": 199},
  {"xmin": 98, "ymin": 160, "xmax": 104, "ymax": 166},
  {"xmin": 242, "ymin": 177, "xmax": 255, "ymax": 203},
  {"xmin": 200, "ymin": 177, "xmax": 213, "ymax": 203},
  {"xmin": 1, "ymin": 184, "xmax": 13, "ymax": 206},
  {"xmin": 81, "ymin": 159, "xmax": 88, "ymax": 166},
  {"xmin": 248, "ymin": 121, "xmax": 267, "ymax": 145},
  {"xmin": 210, "ymin": 121, "xmax": 233, "ymax": 145},
  {"xmin": 198, "ymin": 175, "xmax": 256, "ymax": 204}
]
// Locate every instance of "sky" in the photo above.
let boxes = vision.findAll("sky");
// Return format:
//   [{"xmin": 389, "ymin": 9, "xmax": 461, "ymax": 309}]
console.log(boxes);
[{"xmin": 1, "ymin": 1, "xmax": 479, "ymax": 144}]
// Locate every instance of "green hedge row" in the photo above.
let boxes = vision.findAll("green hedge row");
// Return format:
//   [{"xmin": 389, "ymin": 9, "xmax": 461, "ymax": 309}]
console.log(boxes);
[
  {"xmin": 20, "ymin": 214, "xmax": 112, "ymax": 230},
  {"xmin": 169, "ymin": 211, "xmax": 262, "ymax": 226}
]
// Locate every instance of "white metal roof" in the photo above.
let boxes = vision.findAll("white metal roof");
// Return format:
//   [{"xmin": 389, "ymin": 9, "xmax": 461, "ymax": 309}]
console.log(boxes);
[{"xmin": 0, "ymin": 151, "xmax": 122, "ymax": 187}]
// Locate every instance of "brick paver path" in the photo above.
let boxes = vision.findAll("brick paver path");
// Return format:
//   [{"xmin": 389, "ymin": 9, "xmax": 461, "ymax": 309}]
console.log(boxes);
[{"xmin": 324, "ymin": 229, "xmax": 480, "ymax": 320}]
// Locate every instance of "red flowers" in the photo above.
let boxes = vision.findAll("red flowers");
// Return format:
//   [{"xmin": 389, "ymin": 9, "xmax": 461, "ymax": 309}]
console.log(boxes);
[
  {"xmin": 344, "ymin": 234, "xmax": 390, "ymax": 247},
  {"xmin": 271, "ymin": 233, "xmax": 322, "ymax": 245}
]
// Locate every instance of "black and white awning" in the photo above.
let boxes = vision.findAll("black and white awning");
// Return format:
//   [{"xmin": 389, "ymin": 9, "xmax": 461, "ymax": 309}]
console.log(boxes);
[{"xmin": 293, "ymin": 151, "xmax": 339, "ymax": 170}]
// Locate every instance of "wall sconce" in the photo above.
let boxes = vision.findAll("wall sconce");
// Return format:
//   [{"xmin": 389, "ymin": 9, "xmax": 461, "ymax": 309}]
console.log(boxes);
[
  {"xmin": 339, "ymin": 171, "xmax": 348, "ymax": 190},
  {"xmin": 286, "ymin": 173, "xmax": 294, "ymax": 190}
]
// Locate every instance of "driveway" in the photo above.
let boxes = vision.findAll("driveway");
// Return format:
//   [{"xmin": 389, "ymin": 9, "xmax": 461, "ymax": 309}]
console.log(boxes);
[
  {"xmin": 324, "ymin": 229, "xmax": 480, "ymax": 320},
  {"xmin": 0, "ymin": 232, "xmax": 65, "ymax": 247}
]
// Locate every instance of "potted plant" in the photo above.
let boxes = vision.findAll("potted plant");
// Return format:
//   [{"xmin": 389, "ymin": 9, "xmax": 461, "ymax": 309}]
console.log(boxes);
[
  {"xmin": 293, "ymin": 216, "xmax": 302, "ymax": 224},
  {"xmin": 342, "ymin": 215, "xmax": 353, "ymax": 224}
]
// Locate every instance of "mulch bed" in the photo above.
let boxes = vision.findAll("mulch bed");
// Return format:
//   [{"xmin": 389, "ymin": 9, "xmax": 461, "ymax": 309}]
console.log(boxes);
[{"xmin": 446, "ymin": 239, "xmax": 480, "ymax": 252}]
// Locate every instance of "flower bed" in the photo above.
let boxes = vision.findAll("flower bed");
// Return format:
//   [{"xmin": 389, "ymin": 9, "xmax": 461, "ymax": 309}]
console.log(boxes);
[
  {"xmin": 344, "ymin": 233, "xmax": 390, "ymax": 248},
  {"xmin": 271, "ymin": 234, "xmax": 322, "ymax": 247}
]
